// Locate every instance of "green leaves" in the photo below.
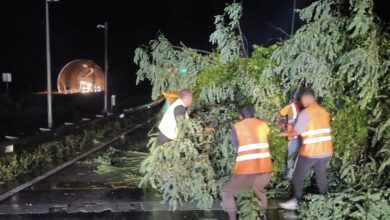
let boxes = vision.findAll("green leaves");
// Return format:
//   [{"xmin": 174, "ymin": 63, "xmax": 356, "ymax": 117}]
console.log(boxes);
[
  {"xmin": 134, "ymin": 0, "xmax": 390, "ymax": 218},
  {"xmin": 236, "ymin": 189, "xmax": 261, "ymax": 220},
  {"xmin": 209, "ymin": 3, "xmax": 243, "ymax": 63},
  {"xmin": 134, "ymin": 34, "xmax": 209, "ymax": 100},
  {"xmin": 299, "ymin": 189, "xmax": 390, "ymax": 220},
  {"xmin": 0, "ymin": 115, "xmax": 140, "ymax": 183},
  {"xmin": 269, "ymin": 0, "xmax": 388, "ymax": 106}
]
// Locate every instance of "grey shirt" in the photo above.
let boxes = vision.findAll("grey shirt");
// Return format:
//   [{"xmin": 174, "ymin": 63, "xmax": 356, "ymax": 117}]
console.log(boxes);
[{"xmin": 294, "ymin": 110, "xmax": 311, "ymax": 134}]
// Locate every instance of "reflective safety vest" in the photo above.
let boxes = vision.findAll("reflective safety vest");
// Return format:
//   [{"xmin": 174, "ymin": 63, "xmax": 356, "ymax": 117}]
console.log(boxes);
[
  {"xmin": 158, "ymin": 98, "xmax": 187, "ymax": 140},
  {"xmin": 287, "ymin": 101, "xmax": 301, "ymax": 141},
  {"xmin": 299, "ymin": 104, "xmax": 333, "ymax": 157},
  {"xmin": 233, "ymin": 118, "xmax": 272, "ymax": 174}
]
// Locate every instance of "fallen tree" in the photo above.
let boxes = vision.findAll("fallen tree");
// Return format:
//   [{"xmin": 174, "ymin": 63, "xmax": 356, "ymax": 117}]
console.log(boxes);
[{"xmin": 136, "ymin": 0, "xmax": 390, "ymax": 219}]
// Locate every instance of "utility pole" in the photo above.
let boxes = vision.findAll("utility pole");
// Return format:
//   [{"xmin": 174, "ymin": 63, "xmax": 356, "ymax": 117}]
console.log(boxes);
[
  {"xmin": 97, "ymin": 22, "xmax": 108, "ymax": 113},
  {"xmin": 291, "ymin": 0, "xmax": 297, "ymax": 35},
  {"xmin": 45, "ymin": 0, "xmax": 59, "ymax": 128}
]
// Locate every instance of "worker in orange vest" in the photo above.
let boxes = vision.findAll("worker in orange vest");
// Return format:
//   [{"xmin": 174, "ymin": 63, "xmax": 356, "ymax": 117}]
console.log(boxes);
[
  {"xmin": 221, "ymin": 104, "xmax": 272, "ymax": 220},
  {"xmin": 278, "ymin": 88, "xmax": 333, "ymax": 210},
  {"xmin": 279, "ymin": 90, "xmax": 303, "ymax": 179}
]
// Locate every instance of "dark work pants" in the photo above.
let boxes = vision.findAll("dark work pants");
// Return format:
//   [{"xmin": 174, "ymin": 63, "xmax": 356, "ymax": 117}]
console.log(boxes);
[
  {"xmin": 221, "ymin": 173, "xmax": 271, "ymax": 220},
  {"xmin": 156, "ymin": 132, "xmax": 173, "ymax": 183},
  {"xmin": 293, "ymin": 156, "xmax": 330, "ymax": 200}
]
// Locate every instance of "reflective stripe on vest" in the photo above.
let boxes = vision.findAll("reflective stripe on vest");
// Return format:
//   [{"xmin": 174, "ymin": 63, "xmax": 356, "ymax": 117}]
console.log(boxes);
[
  {"xmin": 303, "ymin": 135, "xmax": 332, "ymax": 144},
  {"xmin": 288, "ymin": 102, "xmax": 300, "ymax": 140},
  {"xmin": 236, "ymin": 151, "xmax": 271, "ymax": 161},
  {"xmin": 299, "ymin": 104, "xmax": 333, "ymax": 157},
  {"xmin": 291, "ymin": 103, "xmax": 297, "ymax": 120},
  {"xmin": 158, "ymin": 98, "xmax": 186, "ymax": 140},
  {"xmin": 238, "ymin": 143, "xmax": 269, "ymax": 152},
  {"xmin": 233, "ymin": 118, "xmax": 272, "ymax": 174}
]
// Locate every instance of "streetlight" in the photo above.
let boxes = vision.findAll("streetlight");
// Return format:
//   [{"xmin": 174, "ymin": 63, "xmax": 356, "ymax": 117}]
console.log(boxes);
[
  {"xmin": 45, "ymin": 0, "xmax": 59, "ymax": 129},
  {"xmin": 97, "ymin": 22, "xmax": 108, "ymax": 113},
  {"xmin": 290, "ymin": 0, "xmax": 296, "ymax": 35}
]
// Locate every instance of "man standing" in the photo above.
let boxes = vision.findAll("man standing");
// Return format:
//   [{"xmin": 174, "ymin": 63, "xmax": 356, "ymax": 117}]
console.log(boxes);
[
  {"xmin": 157, "ymin": 89, "xmax": 193, "ymax": 146},
  {"xmin": 221, "ymin": 104, "xmax": 272, "ymax": 220},
  {"xmin": 278, "ymin": 88, "xmax": 333, "ymax": 210},
  {"xmin": 279, "ymin": 91, "xmax": 302, "ymax": 179}
]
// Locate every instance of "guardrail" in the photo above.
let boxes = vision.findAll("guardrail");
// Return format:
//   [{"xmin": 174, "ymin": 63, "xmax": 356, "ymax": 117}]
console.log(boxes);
[
  {"xmin": 0, "ymin": 97, "xmax": 164, "ymax": 154},
  {"xmin": 0, "ymin": 111, "xmax": 160, "ymax": 203}
]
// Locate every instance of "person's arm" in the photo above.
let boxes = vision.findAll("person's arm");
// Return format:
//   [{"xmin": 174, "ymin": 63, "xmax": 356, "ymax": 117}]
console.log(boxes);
[
  {"xmin": 231, "ymin": 127, "xmax": 239, "ymax": 151},
  {"xmin": 278, "ymin": 130, "xmax": 301, "ymax": 137},
  {"xmin": 279, "ymin": 104, "xmax": 291, "ymax": 116},
  {"xmin": 278, "ymin": 111, "xmax": 311, "ymax": 137},
  {"xmin": 174, "ymin": 105, "xmax": 187, "ymax": 122},
  {"xmin": 276, "ymin": 105, "xmax": 290, "ymax": 128}
]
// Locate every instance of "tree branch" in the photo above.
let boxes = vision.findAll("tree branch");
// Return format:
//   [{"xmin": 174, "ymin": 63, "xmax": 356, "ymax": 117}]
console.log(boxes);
[{"xmin": 268, "ymin": 23, "xmax": 290, "ymax": 37}]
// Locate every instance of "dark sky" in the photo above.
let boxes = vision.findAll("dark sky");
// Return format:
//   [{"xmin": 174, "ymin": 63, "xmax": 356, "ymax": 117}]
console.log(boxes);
[{"xmin": 0, "ymin": 0, "xmax": 388, "ymax": 96}]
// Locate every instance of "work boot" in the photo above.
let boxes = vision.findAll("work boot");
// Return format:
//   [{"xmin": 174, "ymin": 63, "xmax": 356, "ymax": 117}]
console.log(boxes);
[{"xmin": 279, "ymin": 198, "xmax": 298, "ymax": 210}]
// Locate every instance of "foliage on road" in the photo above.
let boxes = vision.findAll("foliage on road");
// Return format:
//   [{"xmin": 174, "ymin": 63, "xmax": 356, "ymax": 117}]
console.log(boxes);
[{"xmin": 136, "ymin": 0, "xmax": 390, "ymax": 219}]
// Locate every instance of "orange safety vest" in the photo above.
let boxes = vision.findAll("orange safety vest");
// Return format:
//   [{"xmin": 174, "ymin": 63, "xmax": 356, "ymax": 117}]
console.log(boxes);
[
  {"xmin": 233, "ymin": 118, "xmax": 272, "ymax": 174},
  {"xmin": 299, "ymin": 104, "xmax": 333, "ymax": 157},
  {"xmin": 287, "ymin": 101, "xmax": 301, "ymax": 141}
]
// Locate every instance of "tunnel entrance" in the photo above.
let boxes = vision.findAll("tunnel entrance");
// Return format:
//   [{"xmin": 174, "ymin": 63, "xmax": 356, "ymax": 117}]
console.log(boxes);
[{"xmin": 57, "ymin": 59, "xmax": 105, "ymax": 94}]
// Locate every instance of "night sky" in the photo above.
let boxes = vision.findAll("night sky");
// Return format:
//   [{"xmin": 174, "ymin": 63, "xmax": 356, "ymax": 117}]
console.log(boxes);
[{"xmin": 1, "ymin": 0, "xmax": 388, "ymax": 96}]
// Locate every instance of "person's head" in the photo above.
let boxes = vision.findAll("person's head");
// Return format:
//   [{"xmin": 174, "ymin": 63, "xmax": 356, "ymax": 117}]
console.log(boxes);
[
  {"xmin": 239, "ymin": 104, "xmax": 256, "ymax": 120},
  {"xmin": 300, "ymin": 87, "xmax": 316, "ymax": 107},
  {"xmin": 180, "ymin": 89, "xmax": 193, "ymax": 107}
]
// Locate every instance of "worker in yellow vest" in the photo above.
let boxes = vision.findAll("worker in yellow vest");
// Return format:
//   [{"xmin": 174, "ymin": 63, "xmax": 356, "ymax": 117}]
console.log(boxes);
[
  {"xmin": 221, "ymin": 104, "xmax": 272, "ymax": 220},
  {"xmin": 279, "ymin": 91, "xmax": 303, "ymax": 179},
  {"xmin": 157, "ymin": 89, "xmax": 192, "ymax": 146},
  {"xmin": 278, "ymin": 88, "xmax": 333, "ymax": 210}
]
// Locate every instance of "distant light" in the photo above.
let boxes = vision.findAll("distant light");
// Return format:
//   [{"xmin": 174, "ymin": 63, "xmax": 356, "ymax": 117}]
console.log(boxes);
[
  {"xmin": 111, "ymin": 95, "xmax": 116, "ymax": 107},
  {"xmin": 94, "ymin": 86, "xmax": 101, "ymax": 92},
  {"xmin": 82, "ymin": 64, "xmax": 88, "ymax": 68},
  {"xmin": 5, "ymin": 145, "xmax": 14, "ymax": 153},
  {"xmin": 80, "ymin": 80, "xmax": 93, "ymax": 93},
  {"xmin": 119, "ymin": 114, "xmax": 124, "ymax": 118},
  {"xmin": 2, "ymin": 73, "xmax": 12, "ymax": 82},
  {"xmin": 5, "ymin": 135, "xmax": 18, "ymax": 140},
  {"xmin": 179, "ymin": 67, "xmax": 187, "ymax": 75}
]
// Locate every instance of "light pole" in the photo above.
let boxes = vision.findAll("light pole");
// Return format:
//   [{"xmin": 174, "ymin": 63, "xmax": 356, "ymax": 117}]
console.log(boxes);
[
  {"xmin": 97, "ymin": 22, "xmax": 108, "ymax": 113},
  {"xmin": 290, "ymin": 0, "xmax": 296, "ymax": 35},
  {"xmin": 45, "ymin": 0, "xmax": 59, "ymax": 128}
]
